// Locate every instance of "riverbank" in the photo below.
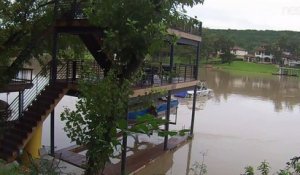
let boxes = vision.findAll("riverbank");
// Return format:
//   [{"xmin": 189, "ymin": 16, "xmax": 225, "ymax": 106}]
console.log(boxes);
[{"xmin": 202, "ymin": 60, "xmax": 278, "ymax": 75}]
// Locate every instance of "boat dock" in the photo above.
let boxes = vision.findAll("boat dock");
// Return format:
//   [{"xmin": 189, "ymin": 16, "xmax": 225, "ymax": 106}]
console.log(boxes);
[
  {"xmin": 274, "ymin": 67, "xmax": 300, "ymax": 77},
  {"xmin": 55, "ymin": 135, "xmax": 189, "ymax": 175}
]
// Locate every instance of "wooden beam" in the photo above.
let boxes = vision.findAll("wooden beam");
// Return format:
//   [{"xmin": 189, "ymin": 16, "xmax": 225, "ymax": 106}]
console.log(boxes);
[
  {"xmin": 131, "ymin": 80, "xmax": 199, "ymax": 98},
  {"xmin": 167, "ymin": 28, "xmax": 202, "ymax": 42}
]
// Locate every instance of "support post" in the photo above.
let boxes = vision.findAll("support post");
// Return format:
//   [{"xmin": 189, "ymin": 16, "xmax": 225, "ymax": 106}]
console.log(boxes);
[
  {"xmin": 72, "ymin": 61, "xmax": 77, "ymax": 81},
  {"xmin": 185, "ymin": 141, "xmax": 193, "ymax": 175},
  {"xmin": 169, "ymin": 44, "xmax": 174, "ymax": 83},
  {"xmin": 164, "ymin": 90, "xmax": 172, "ymax": 150},
  {"xmin": 51, "ymin": 32, "xmax": 58, "ymax": 82},
  {"xmin": 194, "ymin": 42, "xmax": 200, "ymax": 80},
  {"xmin": 18, "ymin": 91, "xmax": 24, "ymax": 119},
  {"xmin": 121, "ymin": 108, "xmax": 128, "ymax": 175},
  {"xmin": 50, "ymin": 110, "xmax": 55, "ymax": 155},
  {"xmin": 51, "ymin": 0, "xmax": 58, "ymax": 82},
  {"xmin": 190, "ymin": 86, "xmax": 197, "ymax": 136},
  {"xmin": 190, "ymin": 42, "xmax": 200, "ymax": 136}
]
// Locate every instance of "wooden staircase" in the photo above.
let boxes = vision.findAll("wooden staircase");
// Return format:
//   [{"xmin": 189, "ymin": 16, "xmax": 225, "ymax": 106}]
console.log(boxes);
[
  {"xmin": 79, "ymin": 33, "xmax": 111, "ymax": 72},
  {"xmin": 0, "ymin": 82, "xmax": 70, "ymax": 162}
]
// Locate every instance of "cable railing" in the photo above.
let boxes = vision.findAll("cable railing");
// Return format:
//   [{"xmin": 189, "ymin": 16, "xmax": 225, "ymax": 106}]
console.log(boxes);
[
  {"xmin": 55, "ymin": 1, "xmax": 202, "ymax": 36},
  {"xmin": 133, "ymin": 63, "xmax": 197, "ymax": 88},
  {"xmin": 0, "ymin": 67, "xmax": 33, "ymax": 85},
  {"xmin": 7, "ymin": 63, "xmax": 52, "ymax": 121},
  {"xmin": 5, "ymin": 60, "xmax": 104, "ymax": 121},
  {"xmin": 4, "ymin": 59, "xmax": 193, "ymax": 122},
  {"xmin": 170, "ymin": 12, "xmax": 202, "ymax": 36}
]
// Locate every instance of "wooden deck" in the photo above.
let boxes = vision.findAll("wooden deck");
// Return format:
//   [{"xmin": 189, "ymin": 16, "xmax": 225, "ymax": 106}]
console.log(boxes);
[
  {"xmin": 167, "ymin": 28, "xmax": 202, "ymax": 42},
  {"xmin": 0, "ymin": 82, "xmax": 33, "ymax": 93},
  {"xmin": 55, "ymin": 135, "xmax": 189, "ymax": 175},
  {"xmin": 131, "ymin": 80, "xmax": 199, "ymax": 97},
  {"xmin": 56, "ymin": 19, "xmax": 202, "ymax": 42},
  {"xmin": 65, "ymin": 80, "xmax": 199, "ymax": 98}
]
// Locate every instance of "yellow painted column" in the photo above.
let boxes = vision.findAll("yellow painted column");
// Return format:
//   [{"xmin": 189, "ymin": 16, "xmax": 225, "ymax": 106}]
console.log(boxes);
[{"xmin": 22, "ymin": 123, "xmax": 43, "ymax": 163}]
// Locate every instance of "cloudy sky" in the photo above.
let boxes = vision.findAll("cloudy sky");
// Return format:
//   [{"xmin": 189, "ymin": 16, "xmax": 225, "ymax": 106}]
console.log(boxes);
[{"xmin": 186, "ymin": 0, "xmax": 300, "ymax": 31}]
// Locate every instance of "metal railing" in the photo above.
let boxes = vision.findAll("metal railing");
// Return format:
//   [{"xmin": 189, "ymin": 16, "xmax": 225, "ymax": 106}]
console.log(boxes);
[
  {"xmin": 0, "ymin": 67, "xmax": 33, "ymax": 85},
  {"xmin": 134, "ymin": 63, "xmax": 196, "ymax": 88},
  {"xmin": 4, "ymin": 60, "xmax": 194, "ymax": 121},
  {"xmin": 170, "ymin": 12, "xmax": 202, "ymax": 36},
  {"xmin": 5, "ymin": 60, "xmax": 104, "ymax": 121},
  {"xmin": 55, "ymin": 1, "xmax": 202, "ymax": 36},
  {"xmin": 7, "ymin": 63, "xmax": 53, "ymax": 121}
]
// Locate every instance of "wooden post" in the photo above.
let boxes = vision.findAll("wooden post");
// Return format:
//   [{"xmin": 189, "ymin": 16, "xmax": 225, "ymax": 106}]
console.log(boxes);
[
  {"xmin": 121, "ymin": 107, "xmax": 128, "ymax": 175},
  {"xmin": 164, "ymin": 90, "xmax": 172, "ymax": 150},
  {"xmin": 190, "ymin": 42, "xmax": 200, "ymax": 136},
  {"xmin": 51, "ymin": 0, "xmax": 58, "ymax": 82},
  {"xmin": 164, "ymin": 43, "xmax": 175, "ymax": 150},
  {"xmin": 18, "ymin": 91, "xmax": 24, "ymax": 119},
  {"xmin": 50, "ymin": 110, "xmax": 55, "ymax": 155}
]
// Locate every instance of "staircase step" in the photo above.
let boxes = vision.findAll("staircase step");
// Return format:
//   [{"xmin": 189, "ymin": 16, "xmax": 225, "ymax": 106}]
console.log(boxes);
[
  {"xmin": 1, "ymin": 139, "xmax": 20, "ymax": 150},
  {"xmin": 10, "ymin": 127, "xmax": 28, "ymax": 138},
  {"xmin": 23, "ymin": 111, "xmax": 42, "ymax": 121},
  {"xmin": 40, "ymin": 90, "xmax": 59, "ymax": 98},
  {"xmin": 3, "ymin": 132, "xmax": 24, "ymax": 144},
  {"xmin": 19, "ymin": 116, "xmax": 39, "ymax": 126},
  {"xmin": 38, "ymin": 95, "xmax": 55, "ymax": 104},
  {"xmin": 0, "ymin": 145, "xmax": 17, "ymax": 157},
  {"xmin": 0, "ymin": 148, "xmax": 13, "ymax": 161},
  {"xmin": 29, "ymin": 101, "xmax": 51, "ymax": 113},
  {"xmin": 14, "ymin": 122, "xmax": 33, "ymax": 133}
]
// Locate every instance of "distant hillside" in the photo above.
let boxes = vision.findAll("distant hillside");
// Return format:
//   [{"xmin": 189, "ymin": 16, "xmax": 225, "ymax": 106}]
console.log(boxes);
[{"xmin": 203, "ymin": 28, "xmax": 300, "ymax": 51}]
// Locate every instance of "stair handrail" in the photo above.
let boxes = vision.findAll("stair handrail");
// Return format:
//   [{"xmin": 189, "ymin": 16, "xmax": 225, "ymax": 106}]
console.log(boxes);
[{"xmin": 6, "ymin": 62, "xmax": 67, "ymax": 121}]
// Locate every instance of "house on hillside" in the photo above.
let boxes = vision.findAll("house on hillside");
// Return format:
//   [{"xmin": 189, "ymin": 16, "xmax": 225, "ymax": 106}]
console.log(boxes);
[
  {"xmin": 244, "ymin": 51, "xmax": 256, "ymax": 62},
  {"xmin": 255, "ymin": 46, "xmax": 274, "ymax": 63},
  {"xmin": 282, "ymin": 51, "xmax": 300, "ymax": 67},
  {"xmin": 230, "ymin": 46, "xmax": 248, "ymax": 60}
]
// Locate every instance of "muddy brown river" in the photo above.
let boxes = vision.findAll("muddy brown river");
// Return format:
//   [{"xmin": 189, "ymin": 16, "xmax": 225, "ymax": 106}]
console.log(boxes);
[
  {"xmin": 137, "ymin": 68, "xmax": 300, "ymax": 175},
  {"xmin": 2, "ymin": 68, "xmax": 300, "ymax": 175}
]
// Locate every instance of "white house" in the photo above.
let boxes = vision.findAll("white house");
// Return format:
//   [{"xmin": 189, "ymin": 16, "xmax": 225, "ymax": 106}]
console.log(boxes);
[
  {"xmin": 230, "ymin": 46, "xmax": 248, "ymax": 59},
  {"xmin": 282, "ymin": 52, "xmax": 300, "ymax": 67},
  {"xmin": 255, "ymin": 46, "xmax": 274, "ymax": 63}
]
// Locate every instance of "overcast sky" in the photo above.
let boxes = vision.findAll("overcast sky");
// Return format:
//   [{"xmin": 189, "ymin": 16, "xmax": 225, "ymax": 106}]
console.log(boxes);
[{"xmin": 186, "ymin": 0, "xmax": 300, "ymax": 31}]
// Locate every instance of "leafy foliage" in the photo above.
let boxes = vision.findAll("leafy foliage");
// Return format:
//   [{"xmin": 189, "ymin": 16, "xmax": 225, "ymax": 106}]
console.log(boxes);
[
  {"xmin": 202, "ymin": 29, "xmax": 300, "ymax": 63},
  {"xmin": 84, "ymin": 0, "xmax": 204, "ymax": 78},
  {"xmin": 61, "ymin": 69, "xmax": 131, "ymax": 174},
  {"xmin": 257, "ymin": 161, "xmax": 270, "ymax": 175},
  {"xmin": 242, "ymin": 157, "xmax": 300, "ymax": 175},
  {"xmin": 244, "ymin": 166, "xmax": 255, "ymax": 175}
]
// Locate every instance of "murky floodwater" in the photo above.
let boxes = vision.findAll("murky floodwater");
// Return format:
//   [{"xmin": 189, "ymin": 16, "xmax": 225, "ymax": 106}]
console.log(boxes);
[
  {"xmin": 1, "ymin": 67, "xmax": 300, "ymax": 175},
  {"xmin": 137, "ymin": 68, "xmax": 300, "ymax": 175}
]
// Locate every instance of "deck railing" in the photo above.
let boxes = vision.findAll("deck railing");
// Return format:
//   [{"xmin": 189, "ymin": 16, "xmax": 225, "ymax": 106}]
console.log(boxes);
[
  {"xmin": 55, "ymin": 0, "xmax": 202, "ymax": 36},
  {"xmin": 170, "ymin": 12, "xmax": 202, "ymax": 36},
  {"xmin": 5, "ymin": 59, "xmax": 195, "ymax": 121},
  {"xmin": 0, "ymin": 67, "xmax": 33, "ymax": 85},
  {"xmin": 134, "ymin": 63, "xmax": 196, "ymax": 88},
  {"xmin": 5, "ymin": 60, "xmax": 104, "ymax": 121}
]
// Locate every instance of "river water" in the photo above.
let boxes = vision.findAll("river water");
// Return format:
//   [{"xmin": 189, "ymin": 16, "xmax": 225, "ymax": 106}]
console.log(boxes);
[
  {"xmin": 1, "ymin": 67, "xmax": 300, "ymax": 175},
  {"xmin": 137, "ymin": 68, "xmax": 300, "ymax": 175}
]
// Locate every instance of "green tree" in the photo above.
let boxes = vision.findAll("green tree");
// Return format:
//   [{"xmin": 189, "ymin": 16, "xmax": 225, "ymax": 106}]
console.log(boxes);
[
  {"xmin": 244, "ymin": 166, "xmax": 255, "ymax": 175},
  {"xmin": 59, "ymin": 0, "xmax": 204, "ymax": 174},
  {"xmin": 61, "ymin": 69, "xmax": 132, "ymax": 174},
  {"xmin": 215, "ymin": 36, "xmax": 235, "ymax": 64},
  {"xmin": 257, "ymin": 160, "xmax": 270, "ymax": 175}
]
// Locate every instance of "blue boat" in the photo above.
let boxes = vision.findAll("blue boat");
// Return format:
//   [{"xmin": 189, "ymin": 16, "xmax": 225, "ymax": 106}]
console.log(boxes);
[{"xmin": 128, "ymin": 99, "xmax": 179, "ymax": 120}]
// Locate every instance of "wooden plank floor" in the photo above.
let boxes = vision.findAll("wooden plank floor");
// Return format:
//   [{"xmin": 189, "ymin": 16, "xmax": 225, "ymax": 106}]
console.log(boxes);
[{"xmin": 55, "ymin": 135, "xmax": 189, "ymax": 175}]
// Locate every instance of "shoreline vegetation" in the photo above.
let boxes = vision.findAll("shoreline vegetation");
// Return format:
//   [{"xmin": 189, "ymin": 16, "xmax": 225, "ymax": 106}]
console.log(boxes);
[{"xmin": 201, "ymin": 59, "xmax": 279, "ymax": 75}]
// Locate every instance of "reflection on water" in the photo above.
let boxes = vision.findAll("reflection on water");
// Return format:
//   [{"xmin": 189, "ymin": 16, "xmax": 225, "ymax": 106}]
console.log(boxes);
[
  {"xmin": 138, "ymin": 69, "xmax": 300, "ymax": 175},
  {"xmin": 201, "ymin": 69, "xmax": 300, "ymax": 112},
  {"xmin": 2, "ymin": 67, "xmax": 300, "ymax": 175}
]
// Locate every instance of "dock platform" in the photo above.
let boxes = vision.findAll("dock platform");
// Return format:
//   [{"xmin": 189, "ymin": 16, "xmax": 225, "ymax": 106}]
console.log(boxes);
[{"xmin": 55, "ymin": 135, "xmax": 189, "ymax": 175}]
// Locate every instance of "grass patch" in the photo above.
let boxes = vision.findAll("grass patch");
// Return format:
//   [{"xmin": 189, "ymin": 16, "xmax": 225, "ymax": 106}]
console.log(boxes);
[{"xmin": 214, "ymin": 61, "xmax": 278, "ymax": 74}]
